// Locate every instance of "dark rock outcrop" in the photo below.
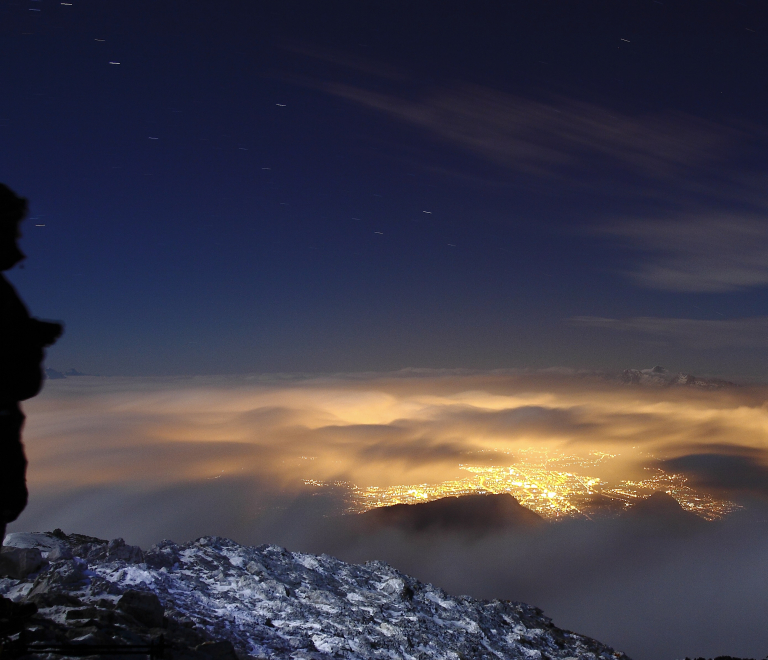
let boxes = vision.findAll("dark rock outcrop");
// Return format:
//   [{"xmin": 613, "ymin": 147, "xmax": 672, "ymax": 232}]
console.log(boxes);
[
  {"xmin": 360, "ymin": 492, "xmax": 545, "ymax": 534},
  {"xmin": 0, "ymin": 547, "xmax": 44, "ymax": 580}
]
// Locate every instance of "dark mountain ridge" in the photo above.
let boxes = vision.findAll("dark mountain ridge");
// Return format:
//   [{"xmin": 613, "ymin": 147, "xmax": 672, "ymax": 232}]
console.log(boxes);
[
  {"xmin": 358, "ymin": 490, "xmax": 706, "ymax": 535},
  {"xmin": 360, "ymin": 492, "xmax": 545, "ymax": 534}
]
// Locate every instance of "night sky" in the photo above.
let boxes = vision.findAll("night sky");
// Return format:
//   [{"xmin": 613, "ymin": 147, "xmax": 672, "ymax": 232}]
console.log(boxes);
[
  {"xmin": 5, "ymin": 4, "xmax": 768, "ymax": 658},
  {"xmin": 3, "ymin": 0, "xmax": 768, "ymax": 378}
]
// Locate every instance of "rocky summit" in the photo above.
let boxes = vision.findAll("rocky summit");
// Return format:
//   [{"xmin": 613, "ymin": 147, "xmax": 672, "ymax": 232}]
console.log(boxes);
[{"xmin": 0, "ymin": 530, "xmax": 630, "ymax": 659}]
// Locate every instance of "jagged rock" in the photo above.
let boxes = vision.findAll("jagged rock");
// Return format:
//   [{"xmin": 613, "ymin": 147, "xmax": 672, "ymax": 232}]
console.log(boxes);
[
  {"xmin": 245, "ymin": 560, "xmax": 267, "ymax": 575},
  {"xmin": 0, "ymin": 546, "xmax": 44, "ymax": 579},
  {"xmin": 46, "ymin": 544, "xmax": 73, "ymax": 561},
  {"xmin": 107, "ymin": 538, "xmax": 144, "ymax": 563},
  {"xmin": 49, "ymin": 528, "xmax": 107, "ymax": 546},
  {"xmin": 86, "ymin": 573, "xmax": 123, "ymax": 596},
  {"xmin": 0, "ymin": 531, "xmax": 633, "ymax": 659},
  {"xmin": 65, "ymin": 605, "xmax": 101, "ymax": 620},
  {"xmin": 73, "ymin": 541, "xmax": 109, "ymax": 562},
  {"xmin": 145, "ymin": 540, "xmax": 181, "ymax": 569},
  {"xmin": 117, "ymin": 589, "xmax": 165, "ymax": 628},
  {"xmin": 27, "ymin": 591, "xmax": 83, "ymax": 607},
  {"xmin": 27, "ymin": 557, "xmax": 89, "ymax": 596}
]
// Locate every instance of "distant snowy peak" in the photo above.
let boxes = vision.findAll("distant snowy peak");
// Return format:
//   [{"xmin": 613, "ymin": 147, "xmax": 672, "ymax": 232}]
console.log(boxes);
[
  {"xmin": 3, "ymin": 532, "xmax": 631, "ymax": 660},
  {"xmin": 619, "ymin": 366, "xmax": 736, "ymax": 389}
]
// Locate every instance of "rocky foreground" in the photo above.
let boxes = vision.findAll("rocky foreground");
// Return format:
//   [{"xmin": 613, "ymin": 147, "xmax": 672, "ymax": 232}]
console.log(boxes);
[{"xmin": 0, "ymin": 530, "xmax": 630, "ymax": 659}]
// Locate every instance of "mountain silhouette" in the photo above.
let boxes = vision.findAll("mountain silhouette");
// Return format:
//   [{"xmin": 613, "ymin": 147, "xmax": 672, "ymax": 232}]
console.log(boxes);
[
  {"xmin": 621, "ymin": 491, "xmax": 705, "ymax": 529},
  {"xmin": 360, "ymin": 493, "xmax": 545, "ymax": 534}
]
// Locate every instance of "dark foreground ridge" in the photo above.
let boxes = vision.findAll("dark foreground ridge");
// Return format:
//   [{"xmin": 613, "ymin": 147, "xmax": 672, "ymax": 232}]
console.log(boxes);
[
  {"xmin": 0, "ymin": 531, "xmax": 237, "ymax": 660},
  {"xmin": 0, "ymin": 529, "xmax": 631, "ymax": 660}
]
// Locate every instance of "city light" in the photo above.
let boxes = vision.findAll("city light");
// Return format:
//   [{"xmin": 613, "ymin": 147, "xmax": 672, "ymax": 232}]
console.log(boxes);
[{"xmin": 305, "ymin": 449, "xmax": 740, "ymax": 521}]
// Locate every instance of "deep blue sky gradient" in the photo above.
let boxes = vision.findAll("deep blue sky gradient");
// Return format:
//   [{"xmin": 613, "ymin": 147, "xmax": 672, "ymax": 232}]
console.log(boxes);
[{"xmin": 2, "ymin": 0, "xmax": 768, "ymax": 377}]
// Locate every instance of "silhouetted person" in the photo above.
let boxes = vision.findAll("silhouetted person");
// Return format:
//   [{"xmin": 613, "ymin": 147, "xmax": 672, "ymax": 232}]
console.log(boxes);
[{"xmin": 0, "ymin": 183, "xmax": 63, "ymax": 544}]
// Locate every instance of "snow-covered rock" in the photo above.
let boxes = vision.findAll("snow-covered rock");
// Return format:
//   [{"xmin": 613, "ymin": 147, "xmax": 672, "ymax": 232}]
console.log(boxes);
[{"xmin": 1, "ymin": 531, "xmax": 631, "ymax": 659}]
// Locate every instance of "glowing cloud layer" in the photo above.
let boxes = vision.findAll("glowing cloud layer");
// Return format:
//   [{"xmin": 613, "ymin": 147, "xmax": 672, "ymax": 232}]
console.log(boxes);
[{"xmin": 14, "ymin": 370, "xmax": 768, "ymax": 540}]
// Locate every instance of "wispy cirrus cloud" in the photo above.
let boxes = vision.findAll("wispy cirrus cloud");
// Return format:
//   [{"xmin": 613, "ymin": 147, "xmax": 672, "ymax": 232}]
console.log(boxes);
[
  {"xmin": 570, "ymin": 315, "xmax": 768, "ymax": 348},
  {"xmin": 286, "ymin": 48, "xmax": 768, "ymax": 297},
  {"xmin": 596, "ymin": 214, "xmax": 768, "ymax": 292},
  {"xmin": 320, "ymin": 81, "xmax": 746, "ymax": 187},
  {"xmin": 283, "ymin": 47, "xmax": 765, "ymax": 197}
]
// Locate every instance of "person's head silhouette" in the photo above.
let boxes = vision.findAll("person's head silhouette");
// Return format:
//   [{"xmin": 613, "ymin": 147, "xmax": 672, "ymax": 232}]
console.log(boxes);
[
  {"xmin": 0, "ymin": 183, "xmax": 62, "ymax": 548},
  {"xmin": 0, "ymin": 183, "xmax": 28, "ymax": 271}
]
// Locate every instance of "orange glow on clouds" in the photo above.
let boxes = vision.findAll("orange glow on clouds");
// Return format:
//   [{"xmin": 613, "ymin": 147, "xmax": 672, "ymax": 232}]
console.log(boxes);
[{"xmin": 20, "ymin": 371, "xmax": 768, "ymax": 497}]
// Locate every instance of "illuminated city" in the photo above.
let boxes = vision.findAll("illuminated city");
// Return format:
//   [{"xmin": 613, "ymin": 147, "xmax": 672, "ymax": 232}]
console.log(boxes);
[{"xmin": 304, "ymin": 449, "xmax": 740, "ymax": 521}]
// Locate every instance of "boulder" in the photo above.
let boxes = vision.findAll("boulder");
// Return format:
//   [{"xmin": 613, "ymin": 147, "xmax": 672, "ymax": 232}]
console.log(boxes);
[{"xmin": 0, "ymin": 546, "xmax": 44, "ymax": 579}]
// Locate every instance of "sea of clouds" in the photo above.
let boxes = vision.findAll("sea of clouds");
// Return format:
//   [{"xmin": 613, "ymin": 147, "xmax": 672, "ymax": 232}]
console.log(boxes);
[{"xmin": 10, "ymin": 369, "xmax": 768, "ymax": 660}]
